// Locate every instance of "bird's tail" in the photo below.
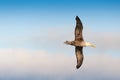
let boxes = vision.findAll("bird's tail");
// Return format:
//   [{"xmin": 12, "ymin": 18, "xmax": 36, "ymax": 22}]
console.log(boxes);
[{"xmin": 85, "ymin": 42, "xmax": 96, "ymax": 48}]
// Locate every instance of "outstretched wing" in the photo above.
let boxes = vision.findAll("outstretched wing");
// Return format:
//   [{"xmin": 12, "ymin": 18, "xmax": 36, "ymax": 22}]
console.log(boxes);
[
  {"xmin": 75, "ymin": 16, "xmax": 84, "ymax": 41},
  {"xmin": 75, "ymin": 46, "xmax": 83, "ymax": 69}
]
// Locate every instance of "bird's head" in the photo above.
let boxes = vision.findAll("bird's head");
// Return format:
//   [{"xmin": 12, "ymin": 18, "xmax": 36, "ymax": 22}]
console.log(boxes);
[{"xmin": 64, "ymin": 41, "xmax": 75, "ymax": 46}]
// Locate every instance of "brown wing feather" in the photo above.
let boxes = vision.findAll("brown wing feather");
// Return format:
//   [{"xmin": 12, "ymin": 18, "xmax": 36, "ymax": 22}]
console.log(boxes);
[
  {"xmin": 75, "ymin": 46, "xmax": 83, "ymax": 69},
  {"xmin": 75, "ymin": 16, "xmax": 84, "ymax": 41}
]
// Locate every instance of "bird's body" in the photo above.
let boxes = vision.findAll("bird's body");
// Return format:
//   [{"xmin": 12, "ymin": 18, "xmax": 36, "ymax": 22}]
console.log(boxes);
[{"xmin": 64, "ymin": 16, "xmax": 95, "ymax": 69}]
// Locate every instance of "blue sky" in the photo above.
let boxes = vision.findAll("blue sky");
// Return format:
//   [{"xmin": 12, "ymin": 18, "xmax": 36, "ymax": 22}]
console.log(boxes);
[{"xmin": 0, "ymin": 0, "xmax": 120, "ymax": 80}]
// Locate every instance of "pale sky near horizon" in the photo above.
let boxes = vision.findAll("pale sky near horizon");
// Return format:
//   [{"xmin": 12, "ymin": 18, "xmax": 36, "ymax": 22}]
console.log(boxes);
[{"xmin": 0, "ymin": 0, "xmax": 120, "ymax": 80}]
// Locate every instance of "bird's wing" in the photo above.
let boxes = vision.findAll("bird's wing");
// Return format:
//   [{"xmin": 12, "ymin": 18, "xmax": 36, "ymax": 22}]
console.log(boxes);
[
  {"xmin": 75, "ymin": 16, "xmax": 83, "ymax": 41},
  {"xmin": 75, "ymin": 46, "xmax": 83, "ymax": 69}
]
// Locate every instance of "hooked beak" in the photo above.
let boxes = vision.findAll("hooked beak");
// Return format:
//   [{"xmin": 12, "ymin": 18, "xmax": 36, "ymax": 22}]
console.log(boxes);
[{"xmin": 64, "ymin": 41, "xmax": 68, "ymax": 44}]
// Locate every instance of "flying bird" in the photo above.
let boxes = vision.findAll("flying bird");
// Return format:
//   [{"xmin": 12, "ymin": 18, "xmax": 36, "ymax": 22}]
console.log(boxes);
[{"xmin": 64, "ymin": 16, "xmax": 95, "ymax": 69}]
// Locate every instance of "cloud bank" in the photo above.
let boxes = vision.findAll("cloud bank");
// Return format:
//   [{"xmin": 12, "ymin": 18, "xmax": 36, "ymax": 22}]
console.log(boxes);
[{"xmin": 0, "ymin": 48, "xmax": 120, "ymax": 80}]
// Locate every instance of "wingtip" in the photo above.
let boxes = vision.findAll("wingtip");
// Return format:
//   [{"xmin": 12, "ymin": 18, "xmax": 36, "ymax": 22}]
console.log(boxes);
[
  {"xmin": 75, "ymin": 16, "xmax": 81, "ymax": 22},
  {"xmin": 76, "ymin": 65, "xmax": 81, "ymax": 69},
  {"xmin": 76, "ymin": 15, "xmax": 79, "ymax": 18},
  {"xmin": 76, "ymin": 16, "xmax": 80, "ymax": 20}
]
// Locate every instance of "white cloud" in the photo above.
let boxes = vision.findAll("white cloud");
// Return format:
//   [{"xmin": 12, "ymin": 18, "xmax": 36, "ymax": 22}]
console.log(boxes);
[
  {"xmin": 0, "ymin": 48, "xmax": 120, "ymax": 80},
  {"xmin": 0, "ymin": 48, "xmax": 75, "ymax": 77}
]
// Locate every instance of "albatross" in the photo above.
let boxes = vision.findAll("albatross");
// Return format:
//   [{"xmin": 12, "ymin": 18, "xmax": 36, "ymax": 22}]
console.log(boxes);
[{"xmin": 64, "ymin": 16, "xmax": 95, "ymax": 69}]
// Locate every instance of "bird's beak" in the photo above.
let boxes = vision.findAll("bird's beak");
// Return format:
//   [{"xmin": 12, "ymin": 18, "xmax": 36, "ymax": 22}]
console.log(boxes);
[{"xmin": 64, "ymin": 41, "xmax": 68, "ymax": 44}]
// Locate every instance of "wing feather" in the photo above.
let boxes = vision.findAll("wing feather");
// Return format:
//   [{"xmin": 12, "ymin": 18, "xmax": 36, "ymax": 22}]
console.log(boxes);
[
  {"xmin": 75, "ymin": 46, "xmax": 83, "ymax": 69},
  {"xmin": 75, "ymin": 16, "xmax": 84, "ymax": 41}
]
